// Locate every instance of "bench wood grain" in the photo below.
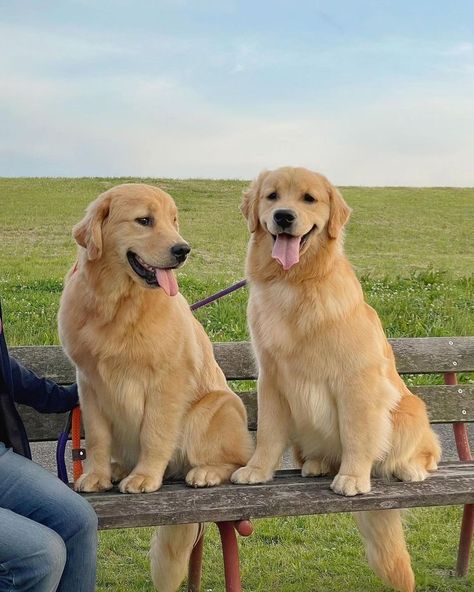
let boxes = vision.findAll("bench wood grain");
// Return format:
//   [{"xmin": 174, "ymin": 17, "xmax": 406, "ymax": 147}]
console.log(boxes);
[
  {"xmin": 10, "ymin": 337, "xmax": 474, "ymax": 383},
  {"xmin": 12, "ymin": 339, "xmax": 474, "ymax": 440},
  {"xmin": 85, "ymin": 461, "xmax": 474, "ymax": 530}
]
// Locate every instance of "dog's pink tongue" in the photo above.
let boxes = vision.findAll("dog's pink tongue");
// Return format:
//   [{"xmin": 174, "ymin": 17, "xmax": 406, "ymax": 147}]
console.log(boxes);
[
  {"xmin": 272, "ymin": 234, "xmax": 301, "ymax": 270},
  {"xmin": 155, "ymin": 269, "xmax": 179, "ymax": 297}
]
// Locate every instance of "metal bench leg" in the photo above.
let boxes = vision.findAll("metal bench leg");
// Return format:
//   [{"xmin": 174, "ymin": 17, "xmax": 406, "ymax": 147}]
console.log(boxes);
[
  {"xmin": 456, "ymin": 504, "xmax": 474, "ymax": 576},
  {"xmin": 217, "ymin": 520, "xmax": 253, "ymax": 592},
  {"xmin": 453, "ymin": 420, "xmax": 473, "ymax": 576},
  {"xmin": 188, "ymin": 528, "xmax": 204, "ymax": 592},
  {"xmin": 445, "ymin": 372, "xmax": 473, "ymax": 577}
]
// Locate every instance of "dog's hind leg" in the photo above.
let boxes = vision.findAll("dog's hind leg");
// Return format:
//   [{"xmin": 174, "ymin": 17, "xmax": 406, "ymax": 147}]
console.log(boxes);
[
  {"xmin": 384, "ymin": 393, "xmax": 441, "ymax": 482},
  {"xmin": 184, "ymin": 390, "xmax": 254, "ymax": 487}
]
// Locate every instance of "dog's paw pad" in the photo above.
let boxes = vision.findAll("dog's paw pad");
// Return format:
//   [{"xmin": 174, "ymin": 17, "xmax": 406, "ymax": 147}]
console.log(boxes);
[
  {"xmin": 74, "ymin": 473, "xmax": 113, "ymax": 493},
  {"xmin": 231, "ymin": 466, "xmax": 271, "ymax": 485},
  {"xmin": 119, "ymin": 473, "xmax": 162, "ymax": 493},
  {"xmin": 330, "ymin": 473, "xmax": 371, "ymax": 496},
  {"xmin": 301, "ymin": 459, "xmax": 331, "ymax": 478}
]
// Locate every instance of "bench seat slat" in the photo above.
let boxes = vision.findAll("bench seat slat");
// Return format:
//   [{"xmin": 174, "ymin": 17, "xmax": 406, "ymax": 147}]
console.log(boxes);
[{"xmin": 83, "ymin": 461, "xmax": 474, "ymax": 530}]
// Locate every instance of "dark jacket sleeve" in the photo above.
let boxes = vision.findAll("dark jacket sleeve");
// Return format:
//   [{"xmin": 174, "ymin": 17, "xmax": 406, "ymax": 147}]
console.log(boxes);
[{"xmin": 10, "ymin": 356, "xmax": 79, "ymax": 413}]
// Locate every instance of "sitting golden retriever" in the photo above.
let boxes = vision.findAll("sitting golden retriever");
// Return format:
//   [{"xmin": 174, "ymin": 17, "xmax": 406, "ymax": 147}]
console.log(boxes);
[
  {"xmin": 231, "ymin": 167, "xmax": 441, "ymax": 592},
  {"xmin": 58, "ymin": 183, "xmax": 253, "ymax": 592}
]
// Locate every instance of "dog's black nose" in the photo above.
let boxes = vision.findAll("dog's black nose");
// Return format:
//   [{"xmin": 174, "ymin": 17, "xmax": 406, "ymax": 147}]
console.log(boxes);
[
  {"xmin": 171, "ymin": 243, "xmax": 191, "ymax": 263},
  {"xmin": 273, "ymin": 209, "xmax": 296, "ymax": 230}
]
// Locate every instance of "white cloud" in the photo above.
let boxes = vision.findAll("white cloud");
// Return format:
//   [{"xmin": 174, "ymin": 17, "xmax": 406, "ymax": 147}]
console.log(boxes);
[
  {"xmin": 1, "ymin": 23, "xmax": 473, "ymax": 184},
  {"xmin": 2, "ymin": 65, "xmax": 473, "ymax": 186}
]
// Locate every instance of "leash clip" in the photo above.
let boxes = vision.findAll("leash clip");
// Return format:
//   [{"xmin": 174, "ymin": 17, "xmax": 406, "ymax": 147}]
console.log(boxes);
[{"xmin": 72, "ymin": 448, "xmax": 86, "ymax": 461}]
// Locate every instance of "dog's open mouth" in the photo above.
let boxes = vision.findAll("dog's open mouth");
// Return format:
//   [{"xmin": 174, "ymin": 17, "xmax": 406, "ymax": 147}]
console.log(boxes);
[
  {"xmin": 127, "ymin": 251, "xmax": 179, "ymax": 296},
  {"xmin": 271, "ymin": 225, "xmax": 316, "ymax": 271}
]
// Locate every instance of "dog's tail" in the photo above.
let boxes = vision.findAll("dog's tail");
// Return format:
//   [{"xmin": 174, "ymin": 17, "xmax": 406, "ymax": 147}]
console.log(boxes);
[
  {"xmin": 150, "ymin": 523, "xmax": 203, "ymax": 592},
  {"xmin": 354, "ymin": 510, "xmax": 415, "ymax": 592}
]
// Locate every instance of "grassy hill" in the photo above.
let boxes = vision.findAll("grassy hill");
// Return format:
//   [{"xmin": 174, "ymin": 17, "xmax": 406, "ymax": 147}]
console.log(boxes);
[
  {"xmin": 1, "ymin": 177, "xmax": 473, "ymax": 591},
  {"xmin": 1, "ymin": 177, "xmax": 473, "ymax": 344}
]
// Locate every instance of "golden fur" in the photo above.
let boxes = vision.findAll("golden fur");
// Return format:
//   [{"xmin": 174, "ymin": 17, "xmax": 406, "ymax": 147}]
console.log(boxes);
[
  {"xmin": 58, "ymin": 183, "xmax": 253, "ymax": 592},
  {"xmin": 231, "ymin": 167, "xmax": 441, "ymax": 592}
]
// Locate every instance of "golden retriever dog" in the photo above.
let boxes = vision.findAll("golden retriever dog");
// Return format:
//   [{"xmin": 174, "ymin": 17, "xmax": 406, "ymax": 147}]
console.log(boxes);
[
  {"xmin": 231, "ymin": 167, "xmax": 441, "ymax": 592},
  {"xmin": 58, "ymin": 183, "xmax": 253, "ymax": 592}
]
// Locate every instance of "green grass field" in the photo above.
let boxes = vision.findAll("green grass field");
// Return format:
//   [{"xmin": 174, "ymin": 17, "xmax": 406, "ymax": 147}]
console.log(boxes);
[{"xmin": 1, "ymin": 177, "xmax": 473, "ymax": 591}]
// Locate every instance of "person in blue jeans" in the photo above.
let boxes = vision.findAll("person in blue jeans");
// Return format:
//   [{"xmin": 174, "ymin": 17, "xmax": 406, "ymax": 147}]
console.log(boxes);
[{"xmin": 0, "ymin": 302, "xmax": 97, "ymax": 592}]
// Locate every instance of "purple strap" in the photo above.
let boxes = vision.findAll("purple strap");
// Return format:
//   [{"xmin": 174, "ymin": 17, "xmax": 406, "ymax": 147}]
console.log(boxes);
[
  {"xmin": 56, "ymin": 411, "xmax": 73, "ymax": 483},
  {"xmin": 190, "ymin": 279, "xmax": 247, "ymax": 311},
  {"xmin": 56, "ymin": 431, "xmax": 69, "ymax": 483}
]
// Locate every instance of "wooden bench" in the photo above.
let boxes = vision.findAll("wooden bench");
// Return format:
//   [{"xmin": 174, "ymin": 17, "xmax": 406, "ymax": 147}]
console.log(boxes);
[{"xmin": 12, "ymin": 337, "xmax": 474, "ymax": 591}]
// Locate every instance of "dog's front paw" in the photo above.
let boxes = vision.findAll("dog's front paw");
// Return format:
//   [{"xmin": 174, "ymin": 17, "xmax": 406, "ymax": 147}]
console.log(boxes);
[
  {"xmin": 231, "ymin": 465, "xmax": 272, "ymax": 484},
  {"xmin": 118, "ymin": 473, "xmax": 162, "ymax": 493},
  {"xmin": 74, "ymin": 472, "xmax": 113, "ymax": 493},
  {"xmin": 301, "ymin": 458, "xmax": 332, "ymax": 478},
  {"xmin": 330, "ymin": 473, "xmax": 371, "ymax": 496},
  {"xmin": 186, "ymin": 466, "xmax": 224, "ymax": 488}
]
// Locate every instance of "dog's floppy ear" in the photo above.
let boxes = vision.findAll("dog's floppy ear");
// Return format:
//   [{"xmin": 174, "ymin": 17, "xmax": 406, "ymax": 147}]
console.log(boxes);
[
  {"xmin": 73, "ymin": 194, "xmax": 111, "ymax": 260},
  {"xmin": 241, "ymin": 171, "xmax": 268, "ymax": 233},
  {"xmin": 327, "ymin": 182, "xmax": 351, "ymax": 239}
]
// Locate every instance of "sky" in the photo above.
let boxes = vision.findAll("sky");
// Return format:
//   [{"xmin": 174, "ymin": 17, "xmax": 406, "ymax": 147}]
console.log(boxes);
[{"xmin": 1, "ymin": 0, "xmax": 473, "ymax": 185}]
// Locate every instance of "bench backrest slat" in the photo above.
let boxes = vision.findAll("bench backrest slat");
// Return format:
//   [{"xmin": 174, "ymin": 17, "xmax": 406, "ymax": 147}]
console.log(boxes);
[
  {"xmin": 10, "ymin": 337, "xmax": 474, "ymax": 442},
  {"xmin": 214, "ymin": 338, "xmax": 474, "ymax": 377},
  {"xmin": 10, "ymin": 337, "xmax": 474, "ymax": 383},
  {"xmin": 16, "ymin": 383, "xmax": 474, "ymax": 442},
  {"xmin": 239, "ymin": 385, "xmax": 474, "ymax": 430}
]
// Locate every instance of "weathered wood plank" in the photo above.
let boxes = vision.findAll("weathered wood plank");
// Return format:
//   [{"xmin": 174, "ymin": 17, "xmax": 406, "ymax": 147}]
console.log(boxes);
[
  {"xmin": 10, "ymin": 337, "xmax": 474, "ymax": 384},
  {"xmin": 12, "ymin": 337, "xmax": 474, "ymax": 441},
  {"xmin": 215, "ymin": 338, "xmax": 474, "ymax": 377},
  {"xmin": 390, "ymin": 337, "xmax": 474, "ymax": 374},
  {"xmin": 412, "ymin": 385, "xmax": 474, "ymax": 423},
  {"xmin": 236, "ymin": 385, "xmax": 474, "ymax": 430},
  {"xmin": 17, "ymin": 383, "xmax": 474, "ymax": 441},
  {"xmin": 11, "ymin": 346, "xmax": 76, "ymax": 383},
  {"xmin": 213, "ymin": 342, "xmax": 256, "ymax": 380},
  {"xmin": 83, "ymin": 461, "xmax": 474, "ymax": 530},
  {"xmin": 18, "ymin": 405, "xmax": 69, "ymax": 441}
]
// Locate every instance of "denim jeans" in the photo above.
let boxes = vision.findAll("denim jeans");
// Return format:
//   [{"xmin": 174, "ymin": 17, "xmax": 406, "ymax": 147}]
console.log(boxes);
[{"xmin": 0, "ymin": 442, "xmax": 98, "ymax": 591}]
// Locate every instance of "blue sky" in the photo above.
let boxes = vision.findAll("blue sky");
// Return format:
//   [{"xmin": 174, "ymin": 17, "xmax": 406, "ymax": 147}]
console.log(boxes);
[{"xmin": 1, "ymin": 0, "xmax": 473, "ymax": 184}]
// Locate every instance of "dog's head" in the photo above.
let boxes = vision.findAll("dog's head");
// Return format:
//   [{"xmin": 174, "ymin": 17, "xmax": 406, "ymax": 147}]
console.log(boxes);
[
  {"xmin": 73, "ymin": 183, "xmax": 190, "ymax": 296},
  {"xmin": 241, "ymin": 167, "xmax": 351, "ymax": 270}
]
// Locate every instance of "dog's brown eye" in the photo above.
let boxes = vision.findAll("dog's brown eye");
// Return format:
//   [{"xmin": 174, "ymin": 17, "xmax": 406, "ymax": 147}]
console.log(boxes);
[
  {"xmin": 136, "ymin": 217, "xmax": 154, "ymax": 227},
  {"xmin": 303, "ymin": 193, "xmax": 316, "ymax": 203},
  {"xmin": 267, "ymin": 192, "xmax": 278, "ymax": 201}
]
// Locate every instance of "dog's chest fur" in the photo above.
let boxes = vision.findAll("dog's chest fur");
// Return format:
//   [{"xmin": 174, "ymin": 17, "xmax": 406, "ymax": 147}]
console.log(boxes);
[
  {"xmin": 64, "ymin": 295, "xmax": 197, "ymax": 471},
  {"xmin": 282, "ymin": 366, "xmax": 341, "ymax": 458},
  {"xmin": 249, "ymin": 282, "xmax": 342, "ymax": 455}
]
